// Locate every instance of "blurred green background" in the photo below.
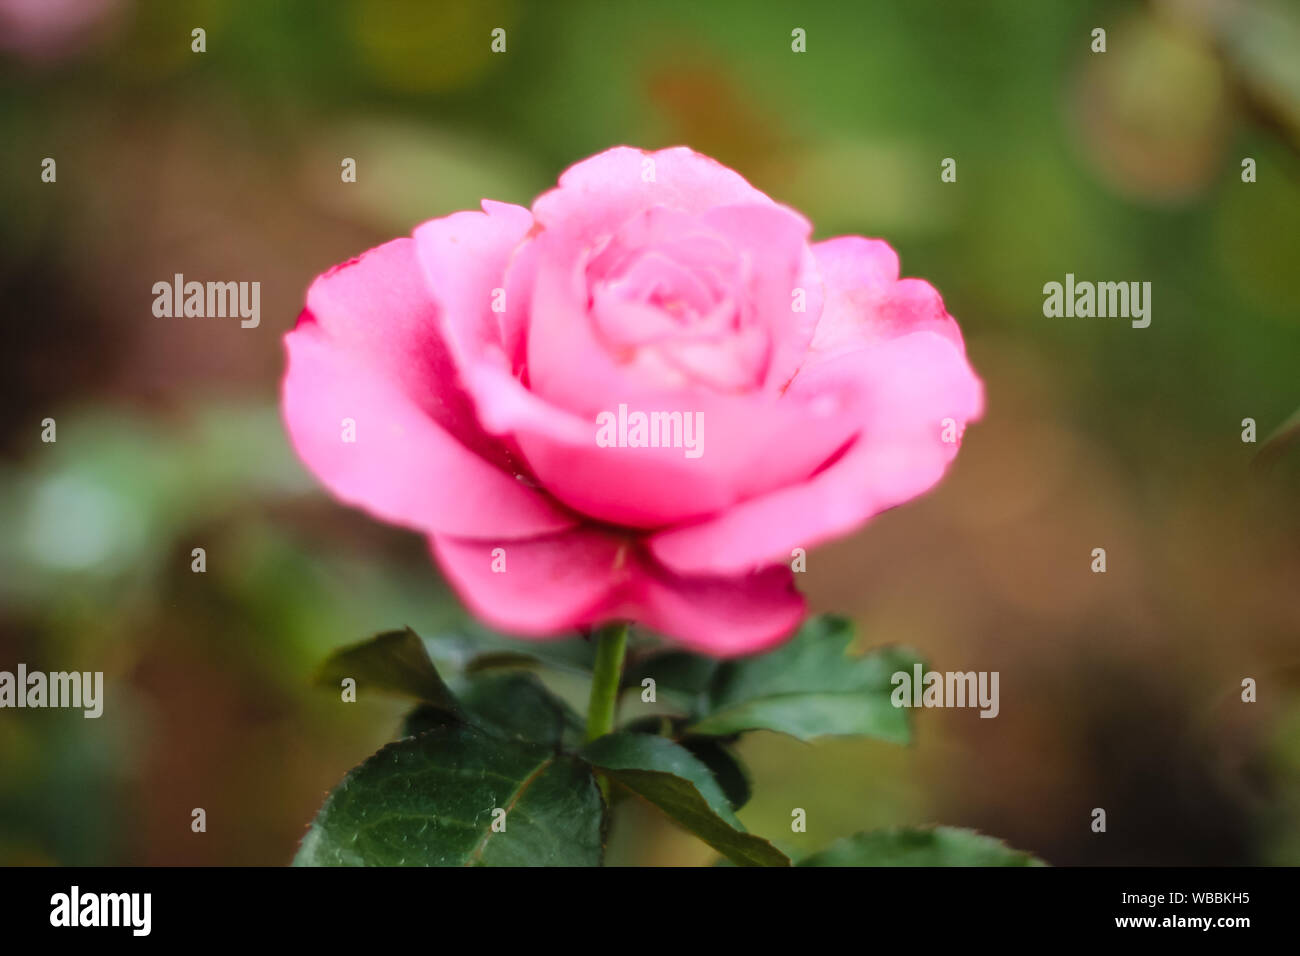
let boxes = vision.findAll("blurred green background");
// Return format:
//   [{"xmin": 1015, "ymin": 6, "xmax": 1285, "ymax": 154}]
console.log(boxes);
[{"xmin": 2, "ymin": 0, "xmax": 1299, "ymax": 865}]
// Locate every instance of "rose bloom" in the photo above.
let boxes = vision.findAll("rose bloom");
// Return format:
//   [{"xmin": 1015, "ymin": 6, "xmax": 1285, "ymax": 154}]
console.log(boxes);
[{"xmin": 282, "ymin": 147, "xmax": 982, "ymax": 655}]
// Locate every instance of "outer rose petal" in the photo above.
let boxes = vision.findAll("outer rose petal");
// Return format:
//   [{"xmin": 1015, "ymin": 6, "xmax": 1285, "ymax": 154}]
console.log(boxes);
[
  {"xmin": 300, "ymin": 237, "xmax": 502, "ymax": 464},
  {"xmin": 634, "ymin": 563, "xmax": 806, "ymax": 656},
  {"xmin": 649, "ymin": 332, "xmax": 984, "ymax": 575},
  {"xmin": 282, "ymin": 238, "xmax": 575, "ymax": 540},
  {"xmin": 531, "ymin": 146, "xmax": 779, "ymax": 241},
  {"xmin": 802, "ymin": 236, "xmax": 965, "ymax": 370},
  {"xmin": 432, "ymin": 529, "xmax": 625, "ymax": 634},
  {"xmin": 412, "ymin": 201, "xmax": 592, "ymax": 446},
  {"xmin": 431, "ymin": 531, "xmax": 806, "ymax": 656}
]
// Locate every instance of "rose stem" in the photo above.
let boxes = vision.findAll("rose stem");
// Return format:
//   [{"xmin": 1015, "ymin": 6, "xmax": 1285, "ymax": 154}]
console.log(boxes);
[{"xmin": 585, "ymin": 621, "xmax": 629, "ymax": 744}]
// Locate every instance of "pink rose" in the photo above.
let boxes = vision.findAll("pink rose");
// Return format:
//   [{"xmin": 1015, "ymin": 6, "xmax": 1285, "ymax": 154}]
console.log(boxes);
[{"xmin": 282, "ymin": 147, "xmax": 982, "ymax": 655}]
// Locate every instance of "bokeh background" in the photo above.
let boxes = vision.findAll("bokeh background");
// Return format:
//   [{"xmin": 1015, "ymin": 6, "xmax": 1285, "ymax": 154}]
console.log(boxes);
[{"xmin": 2, "ymin": 0, "xmax": 1298, "ymax": 866}]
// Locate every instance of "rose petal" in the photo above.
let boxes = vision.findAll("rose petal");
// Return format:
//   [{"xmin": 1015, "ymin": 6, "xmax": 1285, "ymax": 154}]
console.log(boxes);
[
  {"xmin": 632, "ymin": 561, "xmax": 806, "ymax": 656},
  {"xmin": 649, "ymin": 332, "xmax": 984, "ymax": 574},
  {"xmin": 283, "ymin": 327, "xmax": 575, "ymax": 541},
  {"xmin": 431, "ymin": 530, "xmax": 805, "ymax": 656},
  {"xmin": 802, "ymin": 236, "xmax": 965, "ymax": 372},
  {"xmin": 516, "ymin": 225, "xmax": 854, "ymax": 527},
  {"xmin": 412, "ymin": 201, "xmax": 593, "ymax": 446},
  {"xmin": 698, "ymin": 203, "xmax": 822, "ymax": 391},
  {"xmin": 532, "ymin": 146, "xmax": 779, "ymax": 241},
  {"xmin": 300, "ymin": 237, "xmax": 502, "ymax": 465},
  {"xmin": 432, "ymin": 529, "xmax": 628, "ymax": 634}
]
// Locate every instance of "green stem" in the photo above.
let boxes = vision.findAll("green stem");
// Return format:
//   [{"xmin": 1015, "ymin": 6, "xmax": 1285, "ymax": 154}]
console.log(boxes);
[{"xmin": 585, "ymin": 621, "xmax": 629, "ymax": 742}]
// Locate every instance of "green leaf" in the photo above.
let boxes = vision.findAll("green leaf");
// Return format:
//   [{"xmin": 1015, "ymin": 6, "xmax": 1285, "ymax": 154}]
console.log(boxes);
[
  {"xmin": 295, "ymin": 724, "xmax": 604, "ymax": 866},
  {"xmin": 620, "ymin": 714, "xmax": 683, "ymax": 737},
  {"xmin": 582, "ymin": 733, "xmax": 788, "ymax": 867},
  {"xmin": 618, "ymin": 712, "xmax": 751, "ymax": 811},
  {"xmin": 419, "ymin": 624, "xmax": 598, "ymax": 677},
  {"xmin": 405, "ymin": 671, "xmax": 584, "ymax": 750},
  {"xmin": 687, "ymin": 615, "xmax": 920, "ymax": 743},
  {"xmin": 798, "ymin": 827, "xmax": 1046, "ymax": 867},
  {"xmin": 679, "ymin": 737, "xmax": 752, "ymax": 811},
  {"xmin": 315, "ymin": 627, "xmax": 458, "ymax": 708},
  {"xmin": 622, "ymin": 650, "xmax": 719, "ymax": 714},
  {"xmin": 422, "ymin": 623, "xmax": 719, "ymax": 693},
  {"xmin": 690, "ymin": 693, "xmax": 908, "ymax": 742},
  {"xmin": 401, "ymin": 704, "xmax": 458, "ymax": 739},
  {"xmin": 463, "ymin": 651, "xmax": 545, "ymax": 675},
  {"xmin": 463, "ymin": 635, "xmax": 598, "ymax": 675}
]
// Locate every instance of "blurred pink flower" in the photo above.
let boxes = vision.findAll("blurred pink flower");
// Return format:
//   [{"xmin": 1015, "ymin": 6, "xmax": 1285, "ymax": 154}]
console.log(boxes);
[
  {"xmin": 282, "ymin": 146, "xmax": 983, "ymax": 655},
  {"xmin": 0, "ymin": 0, "xmax": 122, "ymax": 61}
]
